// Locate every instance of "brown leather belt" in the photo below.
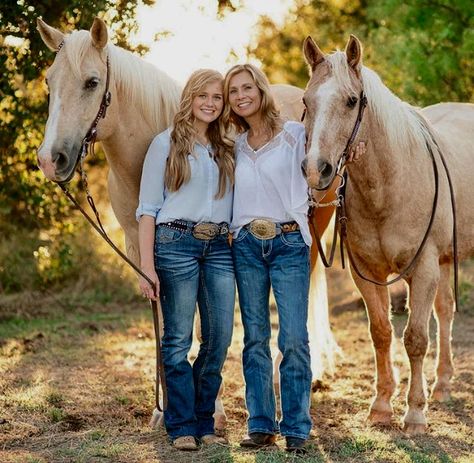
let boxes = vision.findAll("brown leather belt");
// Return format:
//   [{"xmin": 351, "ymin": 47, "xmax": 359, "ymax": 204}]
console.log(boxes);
[
  {"xmin": 246, "ymin": 219, "xmax": 299, "ymax": 240},
  {"xmin": 161, "ymin": 220, "xmax": 229, "ymax": 240}
]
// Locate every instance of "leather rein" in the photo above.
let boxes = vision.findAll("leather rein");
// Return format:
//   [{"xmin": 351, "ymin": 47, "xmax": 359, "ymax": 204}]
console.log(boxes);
[
  {"xmin": 52, "ymin": 40, "xmax": 167, "ymax": 411},
  {"xmin": 304, "ymin": 91, "xmax": 460, "ymax": 311}
]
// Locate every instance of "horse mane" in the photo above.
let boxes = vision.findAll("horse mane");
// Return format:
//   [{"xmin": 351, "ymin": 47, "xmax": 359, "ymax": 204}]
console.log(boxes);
[
  {"xmin": 327, "ymin": 51, "xmax": 430, "ymax": 155},
  {"xmin": 63, "ymin": 30, "xmax": 181, "ymax": 131}
]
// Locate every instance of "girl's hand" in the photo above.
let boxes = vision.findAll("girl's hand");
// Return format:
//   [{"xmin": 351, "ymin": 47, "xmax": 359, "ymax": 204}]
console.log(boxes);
[
  {"xmin": 139, "ymin": 267, "xmax": 160, "ymax": 301},
  {"xmin": 347, "ymin": 141, "xmax": 366, "ymax": 162}
]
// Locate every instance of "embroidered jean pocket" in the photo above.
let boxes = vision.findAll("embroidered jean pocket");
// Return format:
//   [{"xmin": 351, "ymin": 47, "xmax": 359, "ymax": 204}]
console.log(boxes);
[{"xmin": 155, "ymin": 226, "xmax": 184, "ymax": 244}]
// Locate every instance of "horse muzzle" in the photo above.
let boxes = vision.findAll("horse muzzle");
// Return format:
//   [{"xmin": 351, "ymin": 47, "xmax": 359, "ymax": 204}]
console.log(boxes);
[
  {"xmin": 37, "ymin": 141, "xmax": 81, "ymax": 184},
  {"xmin": 302, "ymin": 157, "xmax": 335, "ymax": 191},
  {"xmin": 314, "ymin": 159, "xmax": 335, "ymax": 190}
]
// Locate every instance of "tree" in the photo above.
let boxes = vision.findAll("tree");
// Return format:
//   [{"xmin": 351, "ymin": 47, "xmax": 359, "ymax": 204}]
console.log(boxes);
[
  {"xmin": 367, "ymin": 0, "xmax": 473, "ymax": 105},
  {"xmin": 250, "ymin": 0, "xmax": 473, "ymax": 106},
  {"xmin": 250, "ymin": 0, "xmax": 369, "ymax": 90},
  {"xmin": 0, "ymin": 0, "xmax": 154, "ymax": 229}
]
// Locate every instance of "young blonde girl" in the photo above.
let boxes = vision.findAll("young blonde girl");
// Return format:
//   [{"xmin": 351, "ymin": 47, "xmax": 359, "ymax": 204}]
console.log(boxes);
[{"xmin": 137, "ymin": 69, "xmax": 234, "ymax": 450}]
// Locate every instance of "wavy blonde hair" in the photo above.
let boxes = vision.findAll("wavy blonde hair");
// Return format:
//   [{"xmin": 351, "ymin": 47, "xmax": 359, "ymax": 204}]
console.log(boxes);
[
  {"xmin": 165, "ymin": 69, "xmax": 234, "ymax": 198},
  {"xmin": 223, "ymin": 63, "xmax": 281, "ymax": 136}
]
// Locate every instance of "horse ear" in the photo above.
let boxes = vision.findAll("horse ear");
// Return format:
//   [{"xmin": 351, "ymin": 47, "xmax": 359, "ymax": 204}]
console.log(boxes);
[
  {"xmin": 37, "ymin": 18, "xmax": 65, "ymax": 52},
  {"xmin": 90, "ymin": 17, "xmax": 108, "ymax": 49},
  {"xmin": 345, "ymin": 34, "xmax": 362, "ymax": 72},
  {"xmin": 303, "ymin": 36, "xmax": 325, "ymax": 72}
]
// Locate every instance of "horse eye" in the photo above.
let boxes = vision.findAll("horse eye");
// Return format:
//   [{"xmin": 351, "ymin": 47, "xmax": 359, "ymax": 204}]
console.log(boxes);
[
  {"xmin": 85, "ymin": 78, "xmax": 99, "ymax": 90},
  {"xmin": 347, "ymin": 95, "xmax": 358, "ymax": 108},
  {"xmin": 302, "ymin": 97, "xmax": 307, "ymax": 107}
]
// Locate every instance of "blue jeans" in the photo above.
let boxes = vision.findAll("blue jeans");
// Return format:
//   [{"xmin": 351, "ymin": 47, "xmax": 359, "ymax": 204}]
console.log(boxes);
[
  {"xmin": 232, "ymin": 228, "xmax": 312, "ymax": 439},
  {"xmin": 154, "ymin": 225, "xmax": 235, "ymax": 439}
]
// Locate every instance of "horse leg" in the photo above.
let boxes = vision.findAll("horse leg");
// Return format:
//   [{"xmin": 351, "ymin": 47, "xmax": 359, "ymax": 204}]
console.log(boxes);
[
  {"xmin": 273, "ymin": 351, "xmax": 282, "ymax": 396},
  {"xmin": 351, "ymin": 269, "xmax": 395, "ymax": 425},
  {"xmin": 192, "ymin": 309, "xmax": 227, "ymax": 432},
  {"xmin": 431, "ymin": 263, "xmax": 454, "ymax": 402},
  {"xmin": 403, "ymin": 255, "xmax": 439, "ymax": 435},
  {"xmin": 213, "ymin": 382, "xmax": 227, "ymax": 434}
]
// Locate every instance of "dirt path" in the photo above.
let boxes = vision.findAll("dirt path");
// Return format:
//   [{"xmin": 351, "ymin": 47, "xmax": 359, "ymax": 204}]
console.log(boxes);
[{"xmin": 1, "ymin": 263, "xmax": 473, "ymax": 462}]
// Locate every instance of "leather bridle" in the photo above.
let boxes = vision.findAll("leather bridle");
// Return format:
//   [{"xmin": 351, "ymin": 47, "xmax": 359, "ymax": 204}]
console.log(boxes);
[
  {"xmin": 304, "ymin": 92, "xmax": 460, "ymax": 311},
  {"xmin": 50, "ymin": 40, "xmax": 167, "ymax": 410},
  {"xmin": 56, "ymin": 39, "xmax": 111, "ymax": 185}
]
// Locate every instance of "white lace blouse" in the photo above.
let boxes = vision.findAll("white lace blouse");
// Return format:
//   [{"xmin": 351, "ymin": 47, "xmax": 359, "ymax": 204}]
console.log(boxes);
[{"xmin": 231, "ymin": 121, "xmax": 311, "ymax": 246}]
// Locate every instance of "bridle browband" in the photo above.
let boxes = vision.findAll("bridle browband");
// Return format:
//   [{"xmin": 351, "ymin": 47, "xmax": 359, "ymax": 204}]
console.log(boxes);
[
  {"xmin": 305, "ymin": 91, "xmax": 460, "ymax": 311},
  {"xmin": 51, "ymin": 40, "xmax": 167, "ymax": 411}
]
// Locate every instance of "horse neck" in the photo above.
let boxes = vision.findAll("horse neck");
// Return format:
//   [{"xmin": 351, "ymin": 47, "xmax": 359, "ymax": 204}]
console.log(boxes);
[
  {"xmin": 346, "ymin": 108, "xmax": 423, "ymax": 213},
  {"xmin": 101, "ymin": 52, "xmax": 180, "ymax": 190}
]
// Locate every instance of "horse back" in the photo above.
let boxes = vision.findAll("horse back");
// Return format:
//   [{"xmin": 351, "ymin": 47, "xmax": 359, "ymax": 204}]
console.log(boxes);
[
  {"xmin": 423, "ymin": 102, "xmax": 474, "ymax": 259},
  {"xmin": 271, "ymin": 84, "xmax": 304, "ymax": 121}
]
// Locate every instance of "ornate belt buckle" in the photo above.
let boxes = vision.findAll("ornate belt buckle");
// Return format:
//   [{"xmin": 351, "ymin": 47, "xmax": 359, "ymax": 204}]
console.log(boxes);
[
  {"xmin": 193, "ymin": 222, "xmax": 219, "ymax": 240},
  {"xmin": 249, "ymin": 219, "xmax": 276, "ymax": 240}
]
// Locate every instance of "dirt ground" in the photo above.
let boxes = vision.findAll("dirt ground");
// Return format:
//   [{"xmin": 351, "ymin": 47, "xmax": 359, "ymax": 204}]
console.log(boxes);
[{"xmin": 0, "ymin": 260, "xmax": 473, "ymax": 463}]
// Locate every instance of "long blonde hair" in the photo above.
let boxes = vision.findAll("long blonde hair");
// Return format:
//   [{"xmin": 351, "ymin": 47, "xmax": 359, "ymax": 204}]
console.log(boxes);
[
  {"xmin": 223, "ymin": 63, "xmax": 281, "ymax": 136},
  {"xmin": 166, "ymin": 69, "xmax": 234, "ymax": 198}
]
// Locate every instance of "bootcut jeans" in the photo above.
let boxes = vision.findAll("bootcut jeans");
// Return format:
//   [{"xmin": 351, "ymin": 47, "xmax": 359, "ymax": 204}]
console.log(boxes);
[
  {"xmin": 154, "ymin": 225, "xmax": 235, "ymax": 439},
  {"xmin": 232, "ymin": 228, "xmax": 312, "ymax": 440}
]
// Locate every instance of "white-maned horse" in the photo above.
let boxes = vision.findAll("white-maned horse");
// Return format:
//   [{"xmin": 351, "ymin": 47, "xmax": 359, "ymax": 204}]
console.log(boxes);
[
  {"xmin": 36, "ymin": 18, "xmax": 339, "ymax": 430},
  {"xmin": 302, "ymin": 34, "xmax": 474, "ymax": 434}
]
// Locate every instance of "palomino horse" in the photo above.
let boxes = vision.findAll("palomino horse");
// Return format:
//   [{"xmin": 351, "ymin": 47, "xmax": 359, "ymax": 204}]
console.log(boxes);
[
  {"xmin": 302, "ymin": 34, "xmax": 474, "ymax": 434},
  {"xmin": 36, "ymin": 18, "xmax": 339, "ymax": 430}
]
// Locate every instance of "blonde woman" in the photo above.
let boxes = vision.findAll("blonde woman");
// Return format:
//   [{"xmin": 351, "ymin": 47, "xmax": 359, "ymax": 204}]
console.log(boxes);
[
  {"xmin": 223, "ymin": 64, "xmax": 311, "ymax": 453},
  {"xmin": 137, "ymin": 69, "xmax": 235, "ymax": 450}
]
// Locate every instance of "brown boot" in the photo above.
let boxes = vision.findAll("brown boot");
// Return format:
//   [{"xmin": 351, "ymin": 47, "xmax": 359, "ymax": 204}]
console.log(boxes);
[
  {"xmin": 201, "ymin": 434, "xmax": 228, "ymax": 445},
  {"xmin": 172, "ymin": 435, "xmax": 198, "ymax": 451},
  {"xmin": 240, "ymin": 432, "xmax": 277, "ymax": 449}
]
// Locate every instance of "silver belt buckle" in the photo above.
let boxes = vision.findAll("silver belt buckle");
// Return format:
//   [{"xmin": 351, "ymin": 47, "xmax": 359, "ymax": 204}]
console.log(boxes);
[
  {"xmin": 193, "ymin": 222, "xmax": 219, "ymax": 240},
  {"xmin": 248, "ymin": 219, "xmax": 276, "ymax": 240}
]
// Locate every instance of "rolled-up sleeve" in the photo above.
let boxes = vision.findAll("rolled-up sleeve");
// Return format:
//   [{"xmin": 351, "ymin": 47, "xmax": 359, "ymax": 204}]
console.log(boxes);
[{"xmin": 136, "ymin": 132, "xmax": 170, "ymax": 221}]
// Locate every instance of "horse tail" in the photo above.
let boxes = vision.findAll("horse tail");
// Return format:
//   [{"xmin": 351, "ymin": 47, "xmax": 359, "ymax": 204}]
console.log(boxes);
[{"xmin": 308, "ymin": 225, "xmax": 342, "ymax": 381}]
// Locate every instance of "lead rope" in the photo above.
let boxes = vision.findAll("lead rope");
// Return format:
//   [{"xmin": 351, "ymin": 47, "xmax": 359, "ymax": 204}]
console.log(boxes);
[
  {"xmin": 306, "ymin": 94, "xmax": 459, "ymax": 311},
  {"xmin": 310, "ymin": 130, "xmax": 459, "ymax": 312},
  {"xmin": 58, "ymin": 181, "xmax": 168, "ymax": 412},
  {"xmin": 53, "ymin": 40, "xmax": 167, "ymax": 410}
]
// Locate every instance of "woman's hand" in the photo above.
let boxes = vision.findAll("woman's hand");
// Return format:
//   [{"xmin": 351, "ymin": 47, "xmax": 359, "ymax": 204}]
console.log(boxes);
[
  {"xmin": 347, "ymin": 141, "xmax": 366, "ymax": 163},
  {"xmin": 139, "ymin": 266, "xmax": 160, "ymax": 301}
]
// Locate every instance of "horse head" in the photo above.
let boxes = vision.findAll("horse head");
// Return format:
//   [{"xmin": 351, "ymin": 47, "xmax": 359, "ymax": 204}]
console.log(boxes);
[
  {"xmin": 37, "ymin": 18, "xmax": 117, "ymax": 183},
  {"xmin": 301, "ymin": 35, "xmax": 365, "ymax": 190}
]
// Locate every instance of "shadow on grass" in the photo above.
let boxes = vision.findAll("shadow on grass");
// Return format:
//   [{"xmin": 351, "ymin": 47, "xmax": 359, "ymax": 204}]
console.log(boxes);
[{"xmin": 0, "ymin": 302, "xmax": 158, "ymax": 461}]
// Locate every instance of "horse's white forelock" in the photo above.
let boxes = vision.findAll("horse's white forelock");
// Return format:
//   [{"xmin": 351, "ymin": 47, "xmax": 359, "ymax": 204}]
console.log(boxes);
[
  {"xmin": 63, "ymin": 30, "xmax": 181, "ymax": 130},
  {"xmin": 327, "ymin": 51, "xmax": 427, "ymax": 155}
]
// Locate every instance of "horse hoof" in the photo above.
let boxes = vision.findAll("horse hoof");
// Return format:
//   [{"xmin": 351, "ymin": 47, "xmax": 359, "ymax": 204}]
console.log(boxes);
[
  {"xmin": 368, "ymin": 409, "xmax": 392, "ymax": 425},
  {"xmin": 403, "ymin": 422, "xmax": 427, "ymax": 435},
  {"xmin": 431, "ymin": 386, "xmax": 451, "ymax": 402},
  {"xmin": 149, "ymin": 408, "xmax": 163, "ymax": 428},
  {"xmin": 214, "ymin": 414, "xmax": 227, "ymax": 434}
]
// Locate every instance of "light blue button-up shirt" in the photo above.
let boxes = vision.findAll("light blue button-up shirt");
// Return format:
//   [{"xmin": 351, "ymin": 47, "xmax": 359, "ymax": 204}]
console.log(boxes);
[{"xmin": 136, "ymin": 129, "xmax": 233, "ymax": 224}]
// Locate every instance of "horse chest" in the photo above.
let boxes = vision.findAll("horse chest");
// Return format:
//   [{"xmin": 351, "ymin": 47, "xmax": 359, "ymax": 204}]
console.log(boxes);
[{"xmin": 346, "ymin": 212, "xmax": 412, "ymax": 273}]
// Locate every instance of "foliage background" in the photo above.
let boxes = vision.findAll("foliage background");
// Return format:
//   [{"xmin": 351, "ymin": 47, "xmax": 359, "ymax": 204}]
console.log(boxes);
[{"xmin": 0, "ymin": 0, "xmax": 473, "ymax": 299}]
